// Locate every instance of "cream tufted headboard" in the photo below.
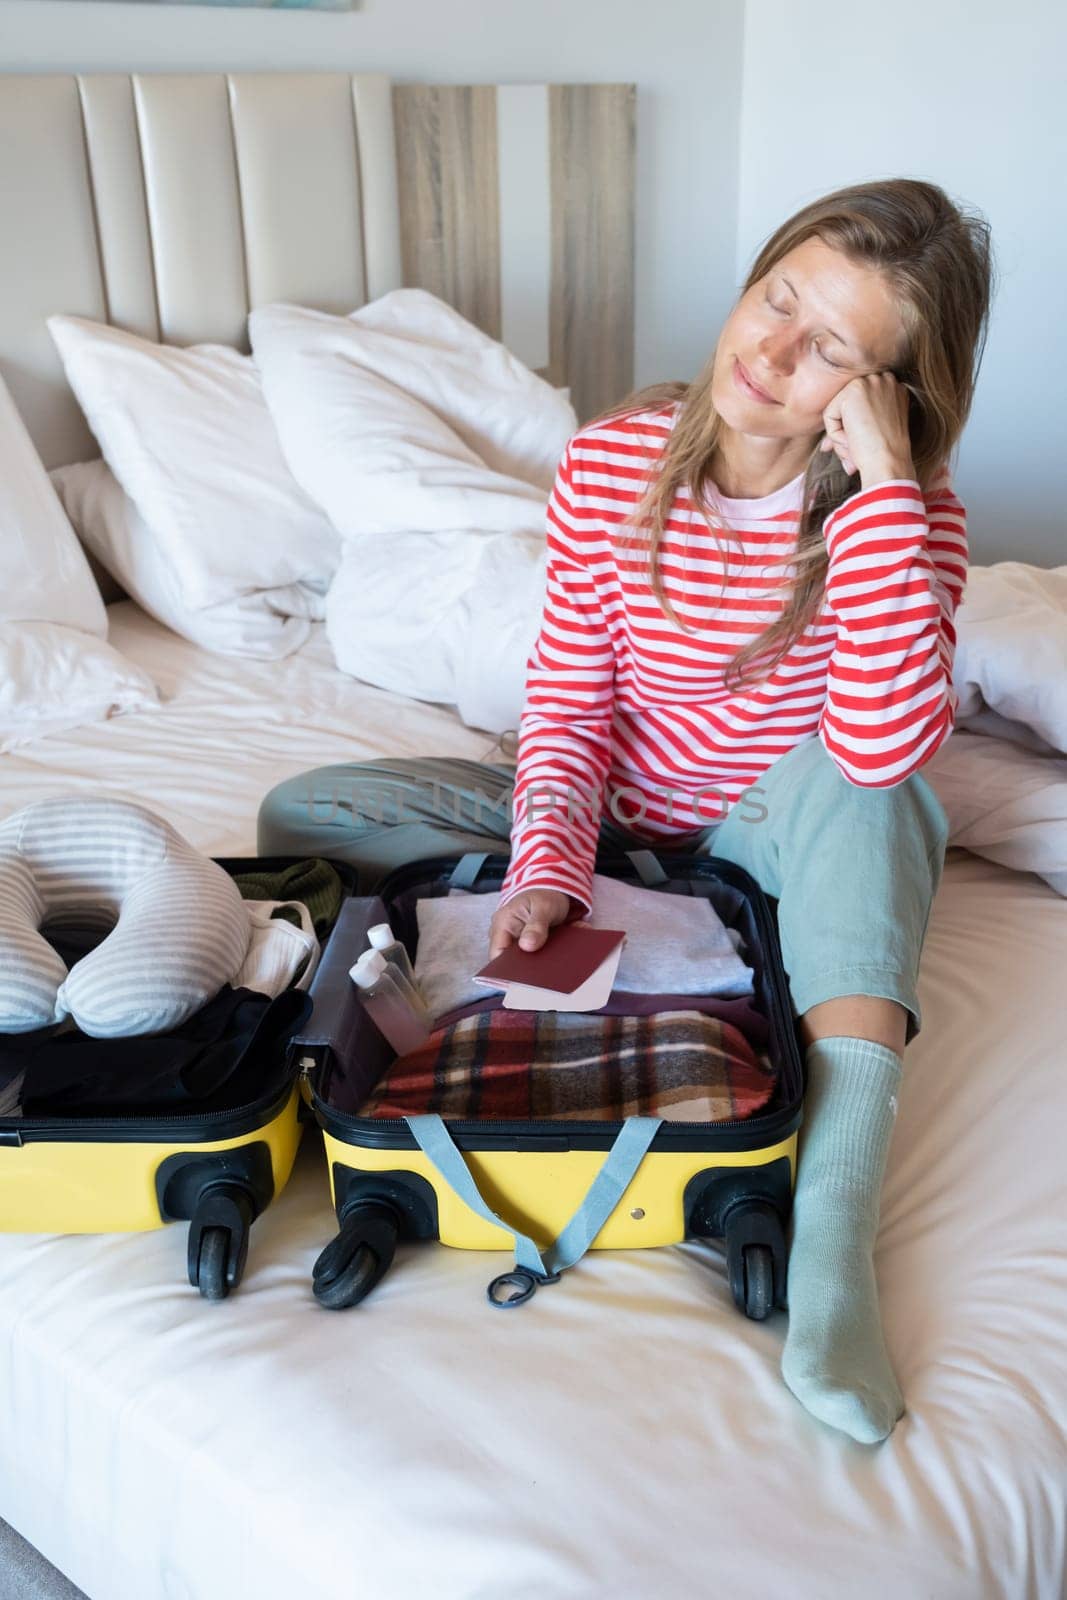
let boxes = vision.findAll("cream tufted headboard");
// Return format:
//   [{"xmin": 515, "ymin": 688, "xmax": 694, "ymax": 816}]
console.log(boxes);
[{"xmin": 0, "ymin": 71, "xmax": 636, "ymax": 468}]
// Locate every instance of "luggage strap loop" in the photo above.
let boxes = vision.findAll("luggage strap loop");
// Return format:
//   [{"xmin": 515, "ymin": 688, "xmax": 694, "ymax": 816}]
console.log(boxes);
[
  {"xmin": 404, "ymin": 1113, "xmax": 662, "ymax": 1307},
  {"xmin": 448, "ymin": 852, "xmax": 492, "ymax": 891},
  {"xmin": 624, "ymin": 849, "xmax": 669, "ymax": 887}
]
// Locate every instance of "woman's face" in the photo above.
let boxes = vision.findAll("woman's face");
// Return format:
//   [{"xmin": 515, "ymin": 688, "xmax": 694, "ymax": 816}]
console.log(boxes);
[{"xmin": 710, "ymin": 236, "xmax": 908, "ymax": 443}]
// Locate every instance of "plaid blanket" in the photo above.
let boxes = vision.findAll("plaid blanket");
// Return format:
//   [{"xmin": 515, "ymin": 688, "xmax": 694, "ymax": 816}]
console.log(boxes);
[{"xmin": 358, "ymin": 1009, "xmax": 775, "ymax": 1123}]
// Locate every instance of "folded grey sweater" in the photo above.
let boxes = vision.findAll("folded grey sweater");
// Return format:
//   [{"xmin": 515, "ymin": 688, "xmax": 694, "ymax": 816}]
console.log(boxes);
[{"xmin": 414, "ymin": 872, "xmax": 752, "ymax": 1023}]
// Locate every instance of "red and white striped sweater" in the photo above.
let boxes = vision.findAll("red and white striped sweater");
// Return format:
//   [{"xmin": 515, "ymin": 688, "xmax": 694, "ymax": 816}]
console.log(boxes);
[{"xmin": 499, "ymin": 404, "xmax": 968, "ymax": 912}]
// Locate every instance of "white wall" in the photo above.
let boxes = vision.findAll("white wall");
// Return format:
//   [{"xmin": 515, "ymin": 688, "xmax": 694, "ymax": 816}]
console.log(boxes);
[
  {"xmin": 0, "ymin": 0, "xmax": 1062, "ymax": 562},
  {"xmin": 0, "ymin": 0, "xmax": 746, "ymax": 400},
  {"xmin": 738, "ymin": 0, "xmax": 1066, "ymax": 565}
]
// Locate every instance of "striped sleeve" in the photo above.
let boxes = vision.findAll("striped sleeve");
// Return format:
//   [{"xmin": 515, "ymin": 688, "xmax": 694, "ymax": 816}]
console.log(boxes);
[
  {"xmin": 499, "ymin": 441, "xmax": 617, "ymax": 913},
  {"xmin": 818, "ymin": 470, "xmax": 968, "ymax": 787}
]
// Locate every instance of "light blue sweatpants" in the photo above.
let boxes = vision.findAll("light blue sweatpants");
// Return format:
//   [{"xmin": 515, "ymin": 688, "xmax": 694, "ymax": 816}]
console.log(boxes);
[{"xmin": 257, "ymin": 734, "xmax": 949, "ymax": 1042}]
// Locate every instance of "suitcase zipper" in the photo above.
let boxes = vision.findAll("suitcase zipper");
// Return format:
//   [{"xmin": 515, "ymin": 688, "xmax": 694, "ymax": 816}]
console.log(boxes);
[
  {"xmin": 317, "ymin": 1103, "xmax": 791, "ymax": 1138},
  {"xmin": 0, "ymin": 1081, "xmax": 296, "ymax": 1142}
]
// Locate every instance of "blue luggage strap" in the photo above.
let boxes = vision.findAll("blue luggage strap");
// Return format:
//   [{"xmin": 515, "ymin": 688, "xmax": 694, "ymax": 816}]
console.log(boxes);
[
  {"xmin": 428, "ymin": 846, "xmax": 671, "ymax": 1304},
  {"xmin": 447, "ymin": 847, "xmax": 669, "ymax": 892},
  {"xmin": 405, "ymin": 1112, "xmax": 662, "ymax": 1308},
  {"xmin": 448, "ymin": 852, "xmax": 492, "ymax": 890}
]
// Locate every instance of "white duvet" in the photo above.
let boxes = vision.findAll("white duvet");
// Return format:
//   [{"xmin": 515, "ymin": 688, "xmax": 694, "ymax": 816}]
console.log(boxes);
[{"xmin": 0, "ymin": 606, "xmax": 1064, "ymax": 1600}]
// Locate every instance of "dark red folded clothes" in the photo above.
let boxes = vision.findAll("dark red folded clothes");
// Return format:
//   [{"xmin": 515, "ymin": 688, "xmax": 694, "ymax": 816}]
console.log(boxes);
[
  {"xmin": 432, "ymin": 989, "xmax": 770, "ymax": 1046},
  {"xmin": 358, "ymin": 1008, "xmax": 776, "ymax": 1123}
]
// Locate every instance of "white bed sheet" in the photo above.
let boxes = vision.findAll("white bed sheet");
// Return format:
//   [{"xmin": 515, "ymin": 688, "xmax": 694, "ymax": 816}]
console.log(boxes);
[
  {"xmin": 0, "ymin": 601, "xmax": 496, "ymax": 854},
  {"xmin": 1, "ymin": 607, "xmax": 1065, "ymax": 1600}
]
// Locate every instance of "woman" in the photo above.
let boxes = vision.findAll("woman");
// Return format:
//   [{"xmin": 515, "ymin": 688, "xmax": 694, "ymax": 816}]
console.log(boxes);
[{"xmin": 259, "ymin": 178, "xmax": 994, "ymax": 1444}]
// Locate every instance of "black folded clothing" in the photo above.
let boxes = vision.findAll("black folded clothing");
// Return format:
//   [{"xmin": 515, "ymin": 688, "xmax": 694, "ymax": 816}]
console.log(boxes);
[
  {"xmin": 0, "ymin": 1064, "xmax": 22, "ymax": 1119},
  {"xmin": 4, "ymin": 986, "xmax": 310, "ymax": 1120}
]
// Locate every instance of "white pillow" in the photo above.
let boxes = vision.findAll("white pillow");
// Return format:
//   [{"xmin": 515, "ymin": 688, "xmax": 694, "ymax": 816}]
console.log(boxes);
[
  {"xmin": 0, "ymin": 374, "xmax": 157, "ymax": 751},
  {"xmin": 954, "ymin": 563, "xmax": 1067, "ymax": 755},
  {"xmin": 925, "ymin": 730, "xmax": 1067, "ymax": 897},
  {"xmin": 0, "ymin": 372, "xmax": 106, "ymax": 637},
  {"xmin": 52, "ymin": 459, "xmax": 323, "ymax": 661},
  {"xmin": 324, "ymin": 528, "xmax": 545, "ymax": 735},
  {"xmin": 248, "ymin": 290, "xmax": 575, "ymax": 541},
  {"xmin": 46, "ymin": 315, "xmax": 339, "ymax": 630}
]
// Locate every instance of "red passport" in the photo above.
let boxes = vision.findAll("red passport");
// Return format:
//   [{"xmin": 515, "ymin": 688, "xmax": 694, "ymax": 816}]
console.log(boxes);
[{"xmin": 474, "ymin": 923, "xmax": 626, "ymax": 995}]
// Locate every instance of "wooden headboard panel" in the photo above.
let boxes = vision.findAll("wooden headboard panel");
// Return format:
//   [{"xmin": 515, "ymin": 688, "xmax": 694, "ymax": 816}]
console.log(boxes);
[
  {"xmin": 394, "ymin": 83, "xmax": 634, "ymax": 427},
  {"xmin": 0, "ymin": 72, "xmax": 635, "ymax": 468}
]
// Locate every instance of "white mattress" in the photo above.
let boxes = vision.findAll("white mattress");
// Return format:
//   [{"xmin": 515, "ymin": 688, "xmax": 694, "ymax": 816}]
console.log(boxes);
[{"xmin": 1, "ymin": 607, "xmax": 1065, "ymax": 1600}]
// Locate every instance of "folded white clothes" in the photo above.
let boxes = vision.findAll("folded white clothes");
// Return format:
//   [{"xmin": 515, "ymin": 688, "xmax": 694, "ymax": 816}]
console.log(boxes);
[
  {"xmin": 414, "ymin": 873, "xmax": 753, "ymax": 1023},
  {"xmin": 233, "ymin": 901, "xmax": 321, "ymax": 999}
]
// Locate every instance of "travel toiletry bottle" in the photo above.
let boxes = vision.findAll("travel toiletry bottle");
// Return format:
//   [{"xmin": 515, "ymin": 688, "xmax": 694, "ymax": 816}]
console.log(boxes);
[
  {"xmin": 350, "ymin": 950, "xmax": 431, "ymax": 1055},
  {"xmin": 366, "ymin": 923, "xmax": 430, "ymax": 1021}
]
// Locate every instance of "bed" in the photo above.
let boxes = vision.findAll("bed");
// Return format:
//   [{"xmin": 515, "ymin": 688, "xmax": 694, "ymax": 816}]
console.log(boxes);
[{"xmin": 1, "ymin": 69, "xmax": 1065, "ymax": 1600}]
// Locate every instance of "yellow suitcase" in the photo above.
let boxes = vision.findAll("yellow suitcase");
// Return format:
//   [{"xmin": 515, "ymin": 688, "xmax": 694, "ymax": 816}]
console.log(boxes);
[
  {"xmin": 297, "ymin": 849, "xmax": 804, "ymax": 1319},
  {"xmin": 0, "ymin": 856, "xmax": 352, "ymax": 1300}
]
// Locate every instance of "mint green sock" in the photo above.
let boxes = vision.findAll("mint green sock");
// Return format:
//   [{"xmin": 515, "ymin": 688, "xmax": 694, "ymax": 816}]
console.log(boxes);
[{"xmin": 781, "ymin": 1036, "xmax": 905, "ymax": 1444}]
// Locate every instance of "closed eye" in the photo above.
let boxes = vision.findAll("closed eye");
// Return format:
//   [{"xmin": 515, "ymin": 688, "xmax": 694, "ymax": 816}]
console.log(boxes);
[{"xmin": 765, "ymin": 290, "xmax": 848, "ymax": 370}]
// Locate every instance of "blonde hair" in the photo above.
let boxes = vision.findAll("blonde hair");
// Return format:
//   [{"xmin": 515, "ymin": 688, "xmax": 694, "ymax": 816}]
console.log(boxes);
[{"xmin": 593, "ymin": 179, "xmax": 994, "ymax": 691}]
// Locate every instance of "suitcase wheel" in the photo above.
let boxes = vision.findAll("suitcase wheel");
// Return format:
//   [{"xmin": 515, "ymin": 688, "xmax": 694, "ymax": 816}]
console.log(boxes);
[
  {"xmin": 723, "ymin": 1199, "xmax": 787, "ymax": 1321},
  {"xmin": 193, "ymin": 1227, "xmax": 233, "ymax": 1302},
  {"xmin": 313, "ymin": 1201, "xmax": 399, "ymax": 1311},
  {"xmin": 187, "ymin": 1183, "xmax": 255, "ymax": 1301},
  {"xmin": 737, "ymin": 1243, "xmax": 775, "ymax": 1321}
]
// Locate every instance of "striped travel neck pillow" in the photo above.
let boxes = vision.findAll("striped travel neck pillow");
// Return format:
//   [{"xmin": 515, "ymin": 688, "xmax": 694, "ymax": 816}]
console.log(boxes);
[{"xmin": 0, "ymin": 797, "xmax": 252, "ymax": 1039}]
